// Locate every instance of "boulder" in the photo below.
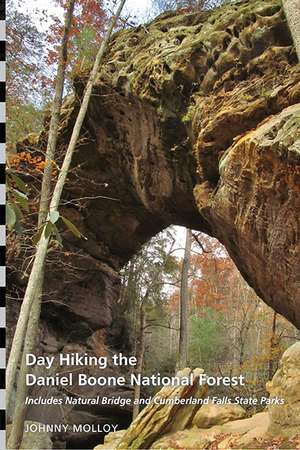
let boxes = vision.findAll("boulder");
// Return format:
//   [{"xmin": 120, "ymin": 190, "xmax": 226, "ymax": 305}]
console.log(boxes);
[
  {"xmin": 94, "ymin": 430, "xmax": 126, "ymax": 450},
  {"xmin": 192, "ymin": 402, "xmax": 246, "ymax": 428},
  {"xmin": 94, "ymin": 343, "xmax": 300, "ymax": 449},
  {"xmin": 151, "ymin": 412, "xmax": 269, "ymax": 449},
  {"xmin": 267, "ymin": 341, "xmax": 300, "ymax": 437},
  {"xmin": 115, "ymin": 368, "xmax": 207, "ymax": 449}
]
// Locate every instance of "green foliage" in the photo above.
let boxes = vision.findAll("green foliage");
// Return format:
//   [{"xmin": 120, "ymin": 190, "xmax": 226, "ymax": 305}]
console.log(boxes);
[
  {"xmin": 188, "ymin": 309, "xmax": 227, "ymax": 370},
  {"xmin": 121, "ymin": 228, "xmax": 179, "ymax": 312},
  {"xmin": 120, "ymin": 228, "xmax": 180, "ymax": 381},
  {"xmin": 60, "ymin": 216, "xmax": 84, "ymax": 239},
  {"xmin": 72, "ymin": 26, "xmax": 99, "ymax": 72},
  {"xmin": 181, "ymin": 105, "xmax": 196, "ymax": 124},
  {"xmin": 6, "ymin": 169, "xmax": 29, "ymax": 232},
  {"xmin": 7, "ymin": 101, "xmax": 44, "ymax": 147},
  {"xmin": 32, "ymin": 214, "xmax": 86, "ymax": 246}
]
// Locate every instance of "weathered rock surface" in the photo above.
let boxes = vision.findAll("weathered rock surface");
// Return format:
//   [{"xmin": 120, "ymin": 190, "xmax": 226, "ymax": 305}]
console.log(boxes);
[
  {"xmin": 197, "ymin": 103, "xmax": 300, "ymax": 327},
  {"xmin": 151, "ymin": 412, "xmax": 270, "ymax": 449},
  {"xmin": 94, "ymin": 430, "xmax": 127, "ymax": 450},
  {"xmin": 14, "ymin": 0, "xmax": 299, "ymax": 329},
  {"xmin": 116, "ymin": 368, "xmax": 207, "ymax": 449},
  {"xmin": 94, "ymin": 343, "xmax": 300, "ymax": 449},
  {"xmin": 192, "ymin": 402, "xmax": 246, "ymax": 428},
  {"xmin": 267, "ymin": 341, "xmax": 300, "ymax": 437}
]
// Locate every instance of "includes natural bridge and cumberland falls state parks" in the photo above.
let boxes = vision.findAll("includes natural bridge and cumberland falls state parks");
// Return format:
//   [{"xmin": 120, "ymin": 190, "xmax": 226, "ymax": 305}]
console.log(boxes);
[{"xmin": 7, "ymin": 0, "xmax": 300, "ymax": 448}]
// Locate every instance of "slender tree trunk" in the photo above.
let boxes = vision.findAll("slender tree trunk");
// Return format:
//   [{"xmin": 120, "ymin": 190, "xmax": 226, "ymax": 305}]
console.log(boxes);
[
  {"xmin": 132, "ymin": 305, "xmax": 146, "ymax": 420},
  {"xmin": 38, "ymin": 0, "xmax": 76, "ymax": 227},
  {"xmin": 268, "ymin": 312, "xmax": 278, "ymax": 380},
  {"xmin": 6, "ymin": 0, "xmax": 127, "ymax": 411},
  {"xmin": 169, "ymin": 315, "xmax": 174, "ymax": 354},
  {"xmin": 7, "ymin": 5, "xmax": 75, "ymax": 446},
  {"xmin": 233, "ymin": 311, "xmax": 239, "ymax": 367},
  {"xmin": 122, "ymin": 260, "xmax": 135, "ymax": 312},
  {"xmin": 7, "ymin": 283, "xmax": 42, "ymax": 449},
  {"xmin": 252, "ymin": 326, "xmax": 261, "ymax": 391},
  {"xmin": 282, "ymin": 0, "xmax": 300, "ymax": 62},
  {"xmin": 131, "ymin": 307, "xmax": 138, "ymax": 376},
  {"xmin": 239, "ymin": 338, "xmax": 245, "ymax": 372},
  {"xmin": 178, "ymin": 228, "xmax": 192, "ymax": 370}
]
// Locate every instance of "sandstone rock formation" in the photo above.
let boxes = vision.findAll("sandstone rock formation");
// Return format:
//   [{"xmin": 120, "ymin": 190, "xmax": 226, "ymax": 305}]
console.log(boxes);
[
  {"xmin": 151, "ymin": 412, "xmax": 271, "ymax": 449},
  {"xmin": 116, "ymin": 368, "xmax": 207, "ymax": 449},
  {"xmin": 94, "ymin": 342, "xmax": 300, "ymax": 449},
  {"xmin": 7, "ymin": 0, "xmax": 300, "ymax": 447},
  {"xmin": 267, "ymin": 341, "xmax": 300, "ymax": 437},
  {"xmin": 192, "ymin": 401, "xmax": 246, "ymax": 428},
  {"xmin": 95, "ymin": 430, "xmax": 127, "ymax": 450},
  {"xmin": 15, "ymin": 0, "xmax": 299, "ymax": 329}
]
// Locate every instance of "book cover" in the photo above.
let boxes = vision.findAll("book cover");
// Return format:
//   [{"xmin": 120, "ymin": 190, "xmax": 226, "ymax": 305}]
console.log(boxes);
[{"xmin": 5, "ymin": 0, "xmax": 300, "ymax": 449}]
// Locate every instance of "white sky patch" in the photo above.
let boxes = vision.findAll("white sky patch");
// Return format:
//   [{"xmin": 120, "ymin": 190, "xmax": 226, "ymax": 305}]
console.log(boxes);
[
  {"xmin": 123, "ymin": 0, "xmax": 152, "ymax": 21},
  {"xmin": 18, "ymin": 0, "xmax": 152, "ymax": 31},
  {"xmin": 16, "ymin": 0, "xmax": 63, "ymax": 31}
]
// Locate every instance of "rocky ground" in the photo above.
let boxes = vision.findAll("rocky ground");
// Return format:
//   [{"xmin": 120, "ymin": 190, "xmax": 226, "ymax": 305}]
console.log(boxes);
[{"xmin": 94, "ymin": 342, "xmax": 300, "ymax": 450}]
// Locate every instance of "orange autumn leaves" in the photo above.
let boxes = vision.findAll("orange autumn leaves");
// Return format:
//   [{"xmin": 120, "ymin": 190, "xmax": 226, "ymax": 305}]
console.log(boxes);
[
  {"xmin": 190, "ymin": 253, "xmax": 234, "ymax": 312},
  {"xmin": 9, "ymin": 151, "xmax": 58, "ymax": 178},
  {"xmin": 47, "ymin": 0, "xmax": 107, "ymax": 73},
  {"xmin": 168, "ymin": 237, "xmax": 237, "ymax": 314}
]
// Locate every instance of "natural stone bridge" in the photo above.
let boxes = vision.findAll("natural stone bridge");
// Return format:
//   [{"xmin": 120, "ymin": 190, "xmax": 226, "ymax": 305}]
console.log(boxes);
[{"xmin": 34, "ymin": 0, "xmax": 299, "ymax": 330}]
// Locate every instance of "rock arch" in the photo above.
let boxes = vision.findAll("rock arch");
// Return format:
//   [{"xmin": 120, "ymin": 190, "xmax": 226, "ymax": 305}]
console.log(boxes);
[{"xmin": 30, "ymin": 0, "xmax": 300, "ymax": 332}]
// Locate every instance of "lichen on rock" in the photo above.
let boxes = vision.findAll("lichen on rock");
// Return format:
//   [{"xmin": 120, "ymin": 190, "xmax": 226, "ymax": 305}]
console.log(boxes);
[{"xmin": 22, "ymin": 0, "xmax": 300, "ymax": 329}]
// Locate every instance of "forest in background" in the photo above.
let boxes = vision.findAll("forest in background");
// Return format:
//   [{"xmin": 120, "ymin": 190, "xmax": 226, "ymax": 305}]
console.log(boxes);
[{"xmin": 119, "ymin": 227, "xmax": 300, "ymax": 413}]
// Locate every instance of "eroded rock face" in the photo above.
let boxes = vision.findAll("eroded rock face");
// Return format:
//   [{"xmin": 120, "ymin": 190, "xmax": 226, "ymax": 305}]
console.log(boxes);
[
  {"xmin": 192, "ymin": 402, "xmax": 246, "ymax": 428},
  {"xmin": 267, "ymin": 341, "xmax": 300, "ymax": 437},
  {"xmin": 23, "ymin": 0, "xmax": 299, "ymax": 329},
  {"xmin": 116, "ymin": 368, "xmax": 207, "ymax": 449},
  {"xmin": 150, "ymin": 413, "xmax": 270, "ymax": 449},
  {"xmin": 196, "ymin": 104, "xmax": 300, "ymax": 326}
]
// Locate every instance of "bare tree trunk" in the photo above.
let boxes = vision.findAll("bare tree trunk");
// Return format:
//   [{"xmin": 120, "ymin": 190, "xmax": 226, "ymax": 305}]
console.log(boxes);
[
  {"xmin": 7, "ymin": 5, "xmax": 75, "ymax": 447},
  {"xmin": 178, "ymin": 228, "xmax": 192, "ymax": 370},
  {"xmin": 282, "ymin": 0, "xmax": 300, "ymax": 62},
  {"xmin": 7, "ymin": 286, "xmax": 42, "ymax": 449},
  {"xmin": 268, "ymin": 312, "xmax": 278, "ymax": 380},
  {"xmin": 232, "ymin": 310, "xmax": 239, "ymax": 367},
  {"xmin": 38, "ymin": 0, "xmax": 76, "ymax": 227},
  {"xmin": 121, "ymin": 260, "xmax": 135, "ymax": 312},
  {"xmin": 132, "ymin": 305, "xmax": 146, "ymax": 420},
  {"xmin": 6, "ymin": 0, "xmax": 127, "ymax": 411},
  {"xmin": 169, "ymin": 315, "xmax": 174, "ymax": 354},
  {"xmin": 252, "ymin": 326, "xmax": 261, "ymax": 391},
  {"xmin": 239, "ymin": 337, "xmax": 245, "ymax": 372}
]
